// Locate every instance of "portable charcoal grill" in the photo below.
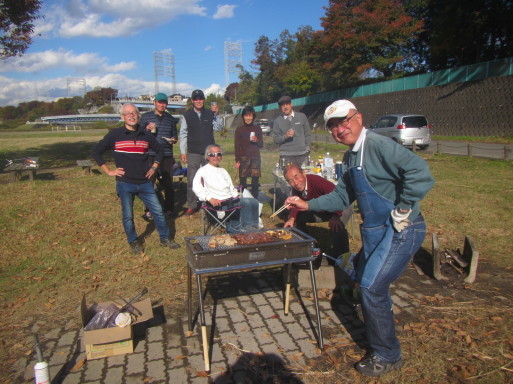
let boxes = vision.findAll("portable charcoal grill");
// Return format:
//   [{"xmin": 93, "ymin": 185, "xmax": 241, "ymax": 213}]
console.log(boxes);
[
  {"xmin": 185, "ymin": 227, "xmax": 317, "ymax": 273},
  {"xmin": 184, "ymin": 227, "xmax": 324, "ymax": 372}
]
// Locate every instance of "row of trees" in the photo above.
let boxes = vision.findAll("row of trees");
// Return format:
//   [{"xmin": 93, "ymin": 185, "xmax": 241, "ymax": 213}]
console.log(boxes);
[
  {"xmin": 225, "ymin": 0, "xmax": 513, "ymax": 106},
  {"xmin": 0, "ymin": 87, "xmax": 118, "ymax": 123}
]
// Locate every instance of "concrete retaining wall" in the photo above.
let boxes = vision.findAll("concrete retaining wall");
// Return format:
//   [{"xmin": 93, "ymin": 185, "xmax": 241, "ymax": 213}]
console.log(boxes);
[{"xmin": 232, "ymin": 75, "xmax": 513, "ymax": 137}]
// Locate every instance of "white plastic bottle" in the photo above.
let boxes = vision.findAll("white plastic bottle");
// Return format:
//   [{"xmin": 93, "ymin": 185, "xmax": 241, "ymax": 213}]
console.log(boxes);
[{"xmin": 34, "ymin": 335, "xmax": 50, "ymax": 384}]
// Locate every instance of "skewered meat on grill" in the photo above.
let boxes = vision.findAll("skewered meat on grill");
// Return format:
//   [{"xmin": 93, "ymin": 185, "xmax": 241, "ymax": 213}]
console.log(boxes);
[{"xmin": 232, "ymin": 232, "xmax": 276, "ymax": 245}]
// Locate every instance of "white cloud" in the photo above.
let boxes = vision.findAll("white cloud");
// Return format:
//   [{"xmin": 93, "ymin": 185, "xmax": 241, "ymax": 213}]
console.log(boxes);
[
  {"xmin": 37, "ymin": 0, "xmax": 207, "ymax": 38},
  {"xmin": 204, "ymin": 83, "xmax": 224, "ymax": 97},
  {"xmin": 0, "ymin": 72, "xmax": 225, "ymax": 107},
  {"xmin": 0, "ymin": 49, "xmax": 136, "ymax": 74},
  {"xmin": 204, "ymin": 46, "xmax": 212, "ymax": 51},
  {"xmin": 213, "ymin": 4, "xmax": 237, "ymax": 19}
]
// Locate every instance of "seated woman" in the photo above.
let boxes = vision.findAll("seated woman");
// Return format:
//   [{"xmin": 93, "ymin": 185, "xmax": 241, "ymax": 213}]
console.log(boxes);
[{"xmin": 192, "ymin": 143, "xmax": 259, "ymax": 233}]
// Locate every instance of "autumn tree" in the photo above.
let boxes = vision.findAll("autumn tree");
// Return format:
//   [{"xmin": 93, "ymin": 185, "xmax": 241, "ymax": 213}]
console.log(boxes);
[
  {"xmin": 224, "ymin": 83, "xmax": 239, "ymax": 103},
  {"xmin": 315, "ymin": 0, "xmax": 424, "ymax": 89},
  {"xmin": 0, "ymin": 0, "xmax": 42, "ymax": 58},
  {"xmin": 83, "ymin": 87, "xmax": 118, "ymax": 107},
  {"xmin": 420, "ymin": 0, "xmax": 513, "ymax": 70},
  {"xmin": 235, "ymin": 65, "xmax": 259, "ymax": 106}
]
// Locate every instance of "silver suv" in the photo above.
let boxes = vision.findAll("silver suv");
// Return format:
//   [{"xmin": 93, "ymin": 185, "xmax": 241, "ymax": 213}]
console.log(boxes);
[
  {"xmin": 369, "ymin": 114, "xmax": 431, "ymax": 149},
  {"xmin": 255, "ymin": 119, "xmax": 272, "ymax": 136}
]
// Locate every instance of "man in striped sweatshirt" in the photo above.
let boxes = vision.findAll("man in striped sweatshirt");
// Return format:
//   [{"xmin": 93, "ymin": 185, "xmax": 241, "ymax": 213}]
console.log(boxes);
[{"xmin": 92, "ymin": 103, "xmax": 180, "ymax": 254}]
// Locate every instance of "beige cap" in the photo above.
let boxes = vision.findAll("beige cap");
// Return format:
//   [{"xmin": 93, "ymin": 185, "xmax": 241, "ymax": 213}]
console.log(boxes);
[{"xmin": 324, "ymin": 99, "xmax": 357, "ymax": 128}]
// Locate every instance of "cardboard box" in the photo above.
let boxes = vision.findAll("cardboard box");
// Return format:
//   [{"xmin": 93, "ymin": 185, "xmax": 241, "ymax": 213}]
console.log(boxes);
[{"xmin": 81, "ymin": 295, "xmax": 153, "ymax": 360}]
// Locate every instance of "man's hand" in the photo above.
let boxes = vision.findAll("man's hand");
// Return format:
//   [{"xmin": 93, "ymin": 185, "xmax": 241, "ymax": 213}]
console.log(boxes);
[
  {"xmin": 284, "ymin": 217, "xmax": 295, "ymax": 228},
  {"xmin": 284, "ymin": 196, "xmax": 308, "ymax": 211},
  {"xmin": 235, "ymin": 161, "xmax": 240, "ymax": 169},
  {"xmin": 209, "ymin": 198, "xmax": 221, "ymax": 207},
  {"xmin": 105, "ymin": 167, "xmax": 125, "ymax": 177},
  {"xmin": 145, "ymin": 167, "xmax": 157, "ymax": 179},
  {"xmin": 328, "ymin": 215, "xmax": 344, "ymax": 232},
  {"xmin": 181, "ymin": 153, "xmax": 187, "ymax": 164},
  {"xmin": 391, "ymin": 207, "xmax": 411, "ymax": 232}
]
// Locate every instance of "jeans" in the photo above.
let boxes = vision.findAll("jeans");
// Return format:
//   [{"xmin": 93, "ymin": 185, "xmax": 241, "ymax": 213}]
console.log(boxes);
[
  {"xmin": 226, "ymin": 197, "xmax": 259, "ymax": 233},
  {"xmin": 116, "ymin": 181, "xmax": 170, "ymax": 243},
  {"xmin": 359, "ymin": 214, "xmax": 426, "ymax": 362}
]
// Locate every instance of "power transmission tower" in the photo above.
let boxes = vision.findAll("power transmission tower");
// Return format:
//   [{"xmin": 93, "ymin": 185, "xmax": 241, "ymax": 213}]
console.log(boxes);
[
  {"xmin": 67, "ymin": 77, "xmax": 86, "ymax": 97},
  {"xmin": 153, "ymin": 49, "xmax": 176, "ymax": 96},
  {"xmin": 224, "ymin": 41, "xmax": 242, "ymax": 87}
]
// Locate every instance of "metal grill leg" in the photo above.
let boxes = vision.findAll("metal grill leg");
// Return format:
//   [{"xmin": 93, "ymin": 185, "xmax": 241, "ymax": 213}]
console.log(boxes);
[
  {"xmin": 196, "ymin": 275, "xmax": 210, "ymax": 371},
  {"xmin": 309, "ymin": 260, "xmax": 324, "ymax": 349},
  {"xmin": 187, "ymin": 266, "xmax": 192, "ymax": 331},
  {"xmin": 284, "ymin": 264, "xmax": 291, "ymax": 315}
]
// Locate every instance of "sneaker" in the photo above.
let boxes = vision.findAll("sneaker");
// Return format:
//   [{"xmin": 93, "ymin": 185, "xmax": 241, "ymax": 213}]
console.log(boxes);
[
  {"xmin": 185, "ymin": 208, "xmax": 197, "ymax": 216},
  {"xmin": 142, "ymin": 211, "xmax": 153, "ymax": 222},
  {"xmin": 161, "ymin": 238, "xmax": 181, "ymax": 249},
  {"xmin": 355, "ymin": 354, "xmax": 404, "ymax": 377},
  {"xmin": 129, "ymin": 240, "xmax": 144, "ymax": 255}
]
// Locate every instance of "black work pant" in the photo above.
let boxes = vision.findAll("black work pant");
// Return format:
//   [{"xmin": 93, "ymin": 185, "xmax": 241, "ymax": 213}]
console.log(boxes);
[
  {"xmin": 295, "ymin": 211, "xmax": 350, "ymax": 259},
  {"xmin": 148, "ymin": 155, "xmax": 175, "ymax": 212}
]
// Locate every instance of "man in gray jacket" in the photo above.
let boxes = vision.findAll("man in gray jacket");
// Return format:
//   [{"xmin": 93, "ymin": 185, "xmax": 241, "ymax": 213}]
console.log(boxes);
[{"xmin": 272, "ymin": 95, "xmax": 311, "ymax": 167}]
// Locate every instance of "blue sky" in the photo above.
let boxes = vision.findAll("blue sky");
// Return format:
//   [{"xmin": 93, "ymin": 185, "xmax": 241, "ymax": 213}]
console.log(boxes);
[{"xmin": 0, "ymin": 0, "xmax": 329, "ymax": 107}]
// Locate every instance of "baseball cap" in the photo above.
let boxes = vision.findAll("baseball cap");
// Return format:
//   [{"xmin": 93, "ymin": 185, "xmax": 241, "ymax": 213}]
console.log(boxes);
[
  {"xmin": 278, "ymin": 95, "xmax": 292, "ymax": 105},
  {"xmin": 324, "ymin": 100, "xmax": 357, "ymax": 128},
  {"xmin": 154, "ymin": 93, "xmax": 168, "ymax": 102},
  {"xmin": 191, "ymin": 89, "xmax": 205, "ymax": 100}
]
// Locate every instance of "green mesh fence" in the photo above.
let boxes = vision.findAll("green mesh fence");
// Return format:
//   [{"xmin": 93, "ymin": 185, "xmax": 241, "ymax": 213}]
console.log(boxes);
[{"xmin": 249, "ymin": 57, "xmax": 513, "ymax": 113}]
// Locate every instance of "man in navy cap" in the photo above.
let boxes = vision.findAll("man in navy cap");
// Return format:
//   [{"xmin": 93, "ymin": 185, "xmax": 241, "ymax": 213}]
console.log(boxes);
[
  {"xmin": 139, "ymin": 93, "xmax": 179, "ymax": 218},
  {"xmin": 179, "ymin": 90, "xmax": 224, "ymax": 215}
]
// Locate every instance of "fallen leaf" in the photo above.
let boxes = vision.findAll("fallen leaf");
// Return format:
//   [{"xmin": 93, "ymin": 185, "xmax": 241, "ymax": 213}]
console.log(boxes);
[
  {"xmin": 70, "ymin": 358, "xmax": 86, "ymax": 372},
  {"xmin": 174, "ymin": 355, "xmax": 186, "ymax": 360},
  {"xmin": 196, "ymin": 371, "xmax": 209, "ymax": 377}
]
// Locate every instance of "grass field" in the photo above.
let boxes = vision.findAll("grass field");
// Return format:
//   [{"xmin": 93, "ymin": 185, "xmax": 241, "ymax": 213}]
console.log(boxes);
[{"xmin": 1, "ymin": 129, "xmax": 512, "ymax": 383}]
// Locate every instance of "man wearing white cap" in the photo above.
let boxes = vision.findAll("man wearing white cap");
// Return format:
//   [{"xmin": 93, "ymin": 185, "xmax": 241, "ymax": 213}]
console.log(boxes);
[{"xmin": 284, "ymin": 99, "xmax": 434, "ymax": 377}]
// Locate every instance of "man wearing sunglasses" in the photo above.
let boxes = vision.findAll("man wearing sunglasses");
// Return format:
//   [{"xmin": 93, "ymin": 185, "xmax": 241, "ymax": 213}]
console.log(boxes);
[
  {"xmin": 284, "ymin": 99, "xmax": 434, "ymax": 378},
  {"xmin": 179, "ymin": 89, "xmax": 224, "ymax": 216},
  {"xmin": 192, "ymin": 144, "xmax": 259, "ymax": 232}
]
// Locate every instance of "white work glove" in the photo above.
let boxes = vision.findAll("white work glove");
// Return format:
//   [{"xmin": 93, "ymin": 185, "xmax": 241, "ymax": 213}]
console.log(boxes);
[{"xmin": 390, "ymin": 207, "xmax": 412, "ymax": 232}]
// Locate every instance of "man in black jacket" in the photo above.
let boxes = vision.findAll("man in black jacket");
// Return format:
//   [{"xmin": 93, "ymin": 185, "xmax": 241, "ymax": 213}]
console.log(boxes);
[
  {"xmin": 92, "ymin": 103, "xmax": 180, "ymax": 254},
  {"xmin": 179, "ymin": 90, "xmax": 224, "ymax": 215},
  {"xmin": 139, "ymin": 93, "xmax": 179, "ymax": 219}
]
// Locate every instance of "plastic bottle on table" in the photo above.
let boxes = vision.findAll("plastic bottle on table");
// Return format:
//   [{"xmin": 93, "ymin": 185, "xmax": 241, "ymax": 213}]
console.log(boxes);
[
  {"xmin": 275, "ymin": 162, "xmax": 281, "ymax": 176},
  {"xmin": 324, "ymin": 152, "xmax": 334, "ymax": 180}
]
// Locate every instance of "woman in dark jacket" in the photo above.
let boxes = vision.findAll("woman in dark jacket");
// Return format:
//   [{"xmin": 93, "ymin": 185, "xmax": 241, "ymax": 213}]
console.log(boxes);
[{"xmin": 234, "ymin": 106, "xmax": 263, "ymax": 198}]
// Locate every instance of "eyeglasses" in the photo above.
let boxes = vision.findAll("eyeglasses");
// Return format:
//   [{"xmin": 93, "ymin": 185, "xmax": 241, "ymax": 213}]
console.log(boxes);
[
  {"xmin": 328, "ymin": 111, "xmax": 358, "ymax": 130},
  {"xmin": 207, "ymin": 152, "xmax": 223, "ymax": 157},
  {"xmin": 123, "ymin": 112, "xmax": 139, "ymax": 116}
]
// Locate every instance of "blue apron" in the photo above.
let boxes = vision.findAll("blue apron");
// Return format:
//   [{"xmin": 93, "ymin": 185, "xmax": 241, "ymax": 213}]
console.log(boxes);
[{"xmin": 349, "ymin": 137, "xmax": 396, "ymax": 288}]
